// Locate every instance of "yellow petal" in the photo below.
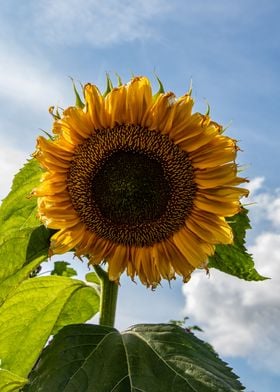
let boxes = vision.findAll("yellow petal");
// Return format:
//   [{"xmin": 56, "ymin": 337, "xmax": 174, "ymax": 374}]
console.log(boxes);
[
  {"xmin": 36, "ymin": 137, "xmax": 73, "ymax": 161},
  {"xmin": 134, "ymin": 247, "xmax": 160, "ymax": 286},
  {"xmin": 108, "ymin": 245, "xmax": 128, "ymax": 280},
  {"xmin": 173, "ymin": 226, "xmax": 214, "ymax": 268},
  {"xmin": 157, "ymin": 240, "xmax": 193, "ymax": 279},
  {"xmin": 143, "ymin": 92, "xmax": 175, "ymax": 131},
  {"xmin": 194, "ymin": 163, "xmax": 238, "ymax": 188},
  {"xmin": 168, "ymin": 94, "xmax": 194, "ymax": 138},
  {"xmin": 105, "ymin": 85, "xmax": 127, "ymax": 127},
  {"xmin": 198, "ymin": 187, "xmax": 249, "ymax": 201},
  {"xmin": 50, "ymin": 224, "xmax": 86, "ymax": 254},
  {"xmin": 170, "ymin": 113, "xmax": 204, "ymax": 143},
  {"xmin": 63, "ymin": 106, "xmax": 94, "ymax": 138},
  {"xmin": 186, "ymin": 215, "xmax": 233, "ymax": 244},
  {"xmin": 84, "ymin": 83, "xmax": 109, "ymax": 129},
  {"xmin": 177, "ymin": 120, "xmax": 220, "ymax": 152},
  {"xmin": 151, "ymin": 243, "xmax": 173, "ymax": 280},
  {"xmin": 126, "ymin": 76, "xmax": 153, "ymax": 125},
  {"xmin": 194, "ymin": 194, "xmax": 241, "ymax": 216},
  {"xmin": 190, "ymin": 136, "xmax": 237, "ymax": 169}
]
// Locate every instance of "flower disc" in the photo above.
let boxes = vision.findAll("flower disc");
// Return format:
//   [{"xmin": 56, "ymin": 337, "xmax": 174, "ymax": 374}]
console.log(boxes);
[
  {"xmin": 34, "ymin": 76, "xmax": 248, "ymax": 286},
  {"xmin": 67, "ymin": 124, "xmax": 196, "ymax": 247}
]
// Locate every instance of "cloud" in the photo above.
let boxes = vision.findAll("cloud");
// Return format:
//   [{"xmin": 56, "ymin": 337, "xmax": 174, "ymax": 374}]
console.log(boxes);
[
  {"xmin": 246, "ymin": 176, "xmax": 265, "ymax": 195},
  {"xmin": 182, "ymin": 178, "xmax": 280, "ymax": 374},
  {"xmin": 252, "ymin": 190, "xmax": 280, "ymax": 228},
  {"xmin": 247, "ymin": 176, "xmax": 280, "ymax": 228},
  {"xmin": 0, "ymin": 144, "xmax": 27, "ymax": 202},
  {"xmin": 0, "ymin": 41, "xmax": 68, "ymax": 111},
  {"xmin": 0, "ymin": 38, "xmax": 70, "ymax": 153},
  {"xmin": 32, "ymin": 0, "xmax": 170, "ymax": 47}
]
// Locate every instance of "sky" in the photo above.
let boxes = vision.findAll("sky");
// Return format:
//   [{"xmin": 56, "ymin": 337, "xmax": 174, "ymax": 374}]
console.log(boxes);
[{"xmin": 0, "ymin": 1, "xmax": 279, "ymax": 390}]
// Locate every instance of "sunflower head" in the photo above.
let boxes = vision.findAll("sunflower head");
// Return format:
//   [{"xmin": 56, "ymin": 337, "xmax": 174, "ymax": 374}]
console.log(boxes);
[{"xmin": 33, "ymin": 76, "xmax": 248, "ymax": 287}]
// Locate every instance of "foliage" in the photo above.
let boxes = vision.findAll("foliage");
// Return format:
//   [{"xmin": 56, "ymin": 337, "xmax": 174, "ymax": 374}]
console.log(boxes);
[
  {"xmin": 0, "ymin": 156, "xmax": 261, "ymax": 390},
  {"xmin": 0, "ymin": 161, "xmax": 99, "ymax": 390},
  {"xmin": 0, "ymin": 369, "xmax": 28, "ymax": 392},
  {"xmin": 51, "ymin": 261, "xmax": 77, "ymax": 277},
  {"xmin": 169, "ymin": 316, "xmax": 204, "ymax": 332},
  {"xmin": 0, "ymin": 277, "xmax": 99, "ymax": 381},
  {"xmin": 24, "ymin": 324, "xmax": 244, "ymax": 392},
  {"xmin": 208, "ymin": 208, "xmax": 267, "ymax": 280},
  {"xmin": 0, "ymin": 160, "xmax": 53, "ymax": 304}
]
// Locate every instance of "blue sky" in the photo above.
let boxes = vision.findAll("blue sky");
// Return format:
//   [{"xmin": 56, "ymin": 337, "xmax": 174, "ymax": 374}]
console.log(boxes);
[{"xmin": 0, "ymin": 1, "xmax": 280, "ymax": 391}]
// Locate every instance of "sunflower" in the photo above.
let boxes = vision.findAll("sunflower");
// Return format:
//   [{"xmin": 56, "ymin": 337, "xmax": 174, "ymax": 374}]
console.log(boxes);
[{"xmin": 33, "ymin": 76, "xmax": 248, "ymax": 287}]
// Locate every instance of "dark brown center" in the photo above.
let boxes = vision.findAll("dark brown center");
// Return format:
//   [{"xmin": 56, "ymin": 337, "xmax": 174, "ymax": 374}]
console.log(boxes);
[
  {"xmin": 67, "ymin": 124, "xmax": 196, "ymax": 247},
  {"xmin": 91, "ymin": 150, "xmax": 171, "ymax": 225}
]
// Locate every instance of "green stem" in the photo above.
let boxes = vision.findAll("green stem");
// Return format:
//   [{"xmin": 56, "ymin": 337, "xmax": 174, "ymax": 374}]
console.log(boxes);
[{"xmin": 94, "ymin": 265, "xmax": 119, "ymax": 327}]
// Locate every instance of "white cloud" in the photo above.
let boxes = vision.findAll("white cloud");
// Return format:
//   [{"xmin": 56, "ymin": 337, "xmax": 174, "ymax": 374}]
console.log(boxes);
[
  {"xmin": 247, "ymin": 177, "xmax": 280, "ymax": 228},
  {"xmin": 0, "ymin": 38, "xmax": 71, "ymax": 155},
  {"xmin": 0, "ymin": 145, "xmax": 26, "ymax": 202},
  {"xmin": 182, "ymin": 178, "xmax": 280, "ymax": 374},
  {"xmin": 0, "ymin": 41, "xmax": 68, "ymax": 111},
  {"xmin": 33, "ymin": 0, "xmax": 170, "ymax": 46},
  {"xmin": 246, "ymin": 176, "xmax": 265, "ymax": 195}
]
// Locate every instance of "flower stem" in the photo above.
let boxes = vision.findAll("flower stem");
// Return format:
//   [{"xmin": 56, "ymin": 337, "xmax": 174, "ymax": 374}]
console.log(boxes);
[{"xmin": 94, "ymin": 265, "xmax": 119, "ymax": 327}]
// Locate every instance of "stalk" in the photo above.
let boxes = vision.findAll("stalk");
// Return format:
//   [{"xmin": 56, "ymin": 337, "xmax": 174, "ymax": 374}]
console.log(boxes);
[{"xmin": 94, "ymin": 265, "xmax": 119, "ymax": 327}]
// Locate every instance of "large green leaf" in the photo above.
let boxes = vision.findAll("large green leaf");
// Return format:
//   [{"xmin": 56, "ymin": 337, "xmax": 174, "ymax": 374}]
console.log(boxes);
[
  {"xmin": 208, "ymin": 208, "xmax": 267, "ymax": 281},
  {"xmin": 0, "ymin": 226, "xmax": 53, "ymax": 304},
  {"xmin": 0, "ymin": 160, "xmax": 53, "ymax": 300},
  {"xmin": 25, "ymin": 323, "xmax": 244, "ymax": 392},
  {"xmin": 0, "ymin": 159, "xmax": 41, "ymax": 234},
  {"xmin": 0, "ymin": 369, "xmax": 27, "ymax": 392},
  {"xmin": 0, "ymin": 276, "xmax": 99, "ymax": 379}
]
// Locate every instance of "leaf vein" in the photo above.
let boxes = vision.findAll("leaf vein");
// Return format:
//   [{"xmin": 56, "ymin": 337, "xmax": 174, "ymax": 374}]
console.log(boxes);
[{"xmin": 124, "ymin": 331, "xmax": 199, "ymax": 392}]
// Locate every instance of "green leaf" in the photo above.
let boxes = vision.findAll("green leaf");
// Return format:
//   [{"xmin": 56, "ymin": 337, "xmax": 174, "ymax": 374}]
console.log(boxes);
[
  {"xmin": 0, "ymin": 252, "xmax": 41, "ymax": 306},
  {"xmin": 208, "ymin": 208, "xmax": 267, "ymax": 281},
  {"xmin": 0, "ymin": 159, "xmax": 42, "ymax": 235},
  {"xmin": 85, "ymin": 271, "xmax": 100, "ymax": 285},
  {"xmin": 0, "ymin": 160, "xmax": 53, "ymax": 301},
  {"xmin": 0, "ymin": 369, "xmax": 27, "ymax": 392},
  {"xmin": 0, "ymin": 225, "xmax": 54, "ymax": 304},
  {"xmin": 25, "ymin": 225, "xmax": 54, "ymax": 267},
  {"xmin": 169, "ymin": 317, "xmax": 204, "ymax": 333},
  {"xmin": 52, "ymin": 284, "xmax": 99, "ymax": 335},
  {"xmin": 0, "ymin": 276, "xmax": 99, "ymax": 379},
  {"xmin": 51, "ymin": 261, "xmax": 77, "ymax": 277},
  {"xmin": 25, "ymin": 323, "xmax": 244, "ymax": 392}
]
